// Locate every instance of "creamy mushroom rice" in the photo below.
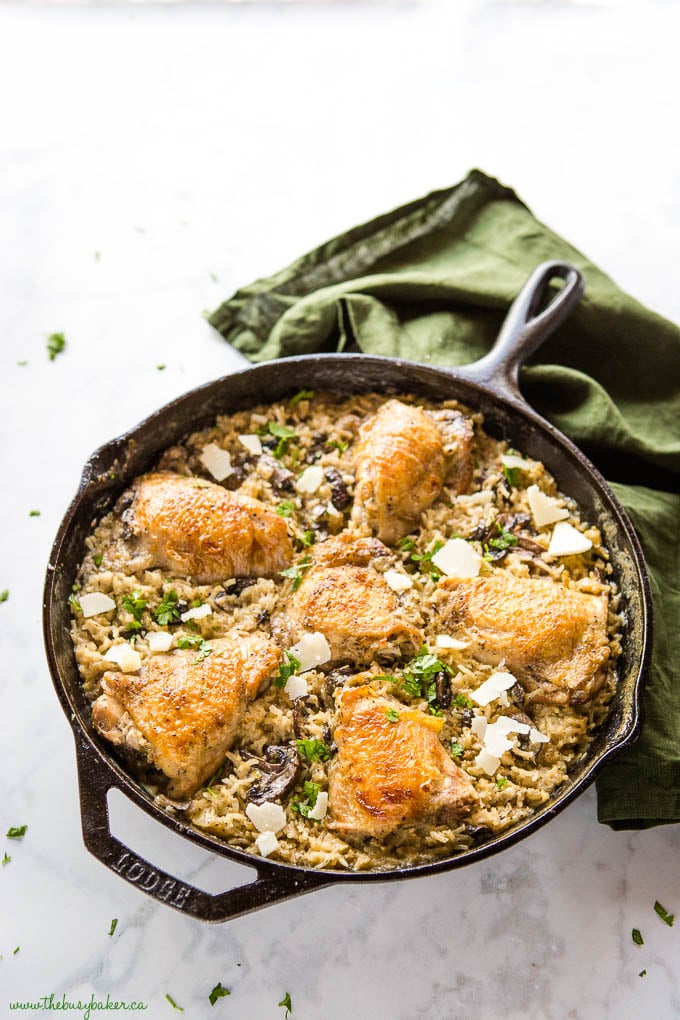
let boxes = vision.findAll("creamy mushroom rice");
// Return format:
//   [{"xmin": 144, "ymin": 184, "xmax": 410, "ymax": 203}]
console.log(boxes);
[{"xmin": 70, "ymin": 391, "xmax": 622, "ymax": 871}]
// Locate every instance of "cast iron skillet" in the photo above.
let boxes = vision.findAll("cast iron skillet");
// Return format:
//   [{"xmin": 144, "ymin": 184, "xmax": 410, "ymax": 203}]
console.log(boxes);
[{"xmin": 43, "ymin": 261, "xmax": 652, "ymax": 923}]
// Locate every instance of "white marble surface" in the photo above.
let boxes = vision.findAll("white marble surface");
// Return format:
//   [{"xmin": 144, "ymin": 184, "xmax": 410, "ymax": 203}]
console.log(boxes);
[{"xmin": 2, "ymin": 1, "xmax": 679, "ymax": 1017}]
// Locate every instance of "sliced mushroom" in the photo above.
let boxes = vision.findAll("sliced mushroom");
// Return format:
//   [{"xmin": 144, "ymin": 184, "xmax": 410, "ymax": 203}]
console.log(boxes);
[
  {"xmin": 242, "ymin": 745, "xmax": 300, "ymax": 804},
  {"xmin": 324, "ymin": 467, "xmax": 352, "ymax": 510},
  {"xmin": 259, "ymin": 454, "xmax": 295, "ymax": 493},
  {"xmin": 322, "ymin": 667, "xmax": 353, "ymax": 708}
]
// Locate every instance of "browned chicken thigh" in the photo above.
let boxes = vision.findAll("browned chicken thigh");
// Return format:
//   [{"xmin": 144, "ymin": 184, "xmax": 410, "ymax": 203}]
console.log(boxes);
[
  {"xmin": 280, "ymin": 536, "xmax": 421, "ymax": 665},
  {"xmin": 328, "ymin": 684, "xmax": 476, "ymax": 840},
  {"xmin": 92, "ymin": 634, "xmax": 282, "ymax": 797},
  {"xmin": 120, "ymin": 472, "xmax": 293, "ymax": 583},
  {"xmin": 437, "ymin": 573, "xmax": 610, "ymax": 705},
  {"xmin": 352, "ymin": 400, "xmax": 474, "ymax": 544}
]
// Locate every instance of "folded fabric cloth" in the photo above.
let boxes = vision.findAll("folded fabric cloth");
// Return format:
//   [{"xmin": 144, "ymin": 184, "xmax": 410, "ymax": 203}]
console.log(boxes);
[{"xmin": 209, "ymin": 169, "xmax": 680, "ymax": 828}]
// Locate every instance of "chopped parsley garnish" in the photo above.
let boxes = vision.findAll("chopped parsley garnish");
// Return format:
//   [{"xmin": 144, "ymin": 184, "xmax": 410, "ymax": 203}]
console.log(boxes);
[
  {"xmin": 300, "ymin": 529, "xmax": 315, "ymax": 548},
  {"xmin": 108, "ymin": 918, "xmax": 118, "ymax": 937},
  {"xmin": 2, "ymin": 852, "xmax": 11, "ymax": 865},
  {"xmin": 165, "ymin": 993, "xmax": 184, "ymax": 1011},
  {"xmin": 295, "ymin": 739, "xmax": 331, "ymax": 763},
  {"xmin": 400, "ymin": 646, "xmax": 454, "ymax": 712},
  {"xmin": 68, "ymin": 593, "xmax": 81, "ymax": 614},
  {"xmin": 280, "ymin": 554, "xmax": 312, "ymax": 591},
  {"xmin": 326, "ymin": 439, "xmax": 348, "ymax": 454},
  {"xmin": 93, "ymin": 553, "xmax": 104, "ymax": 567},
  {"xmin": 6, "ymin": 825, "xmax": 27, "ymax": 839},
  {"xmin": 502, "ymin": 465, "xmax": 521, "ymax": 488},
  {"xmin": 654, "ymin": 900, "xmax": 674, "ymax": 926},
  {"xmin": 278, "ymin": 992, "xmax": 293, "ymax": 1018},
  {"xmin": 0, "ymin": 590, "xmax": 8, "ymax": 604},
  {"xmin": 632, "ymin": 928, "xmax": 644, "ymax": 946},
  {"xmin": 454, "ymin": 693, "xmax": 474, "ymax": 710},
  {"xmin": 408, "ymin": 539, "xmax": 446, "ymax": 582},
  {"xmin": 385, "ymin": 708, "xmax": 399, "ymax": 723},
  {"xmin": 46, "ymin": 331, "xmax": 66, "ymax": 361},
  {"xmin": 268, "ymin": 422, "xmax": 296, "ymax": 459},
  {"xmin": 209, "ymin": 982, "xmax": 231, "ymax": 1005},
  {"xmin": 276, "ymin": 500, "xmax": 296, "ymax": 518},
  {"xmin": 292, "ymin": 781, "xmax": 321, "ymax": 818},
  {"xmin": 450, "ymin": 741, "xmax": 463, "ymax": 759},
  {"xmin": 289, "ymin": 389, "xmax": 314, "ymax": 410},
  {"xmin": 121, "ymin": 590, "xmax": 147, "ymax": 630},
  {"xmin": 398, "ymin": 536, "xmax": 416, "ymax": 552},
  {"xmin": 155, "ymin": 589, "xmax": 181, "ymax": 626},
  {"xmin": 273, "ymin": 652, "xmax": 301, "ymax": 688},
  {"xmin": 29, "ymin": 510, "xmax": 41, "ymax": 517},
  {"xmin": 496, "ymin": 775, "xmax": 509, "ymax": 790},
  {"xmin": 484, "ymin": 523, "xmax": 519, "ymax": 556},
  {"xmin": 177, "ymin": 636, "xmax": 212, "ymax": 663}
]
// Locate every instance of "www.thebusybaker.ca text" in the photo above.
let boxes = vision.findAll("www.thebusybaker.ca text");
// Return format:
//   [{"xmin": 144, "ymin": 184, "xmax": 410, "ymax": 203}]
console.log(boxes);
[{"xmin": 9, "ymin": 993, "xmax": 148, "ymax": 1020}]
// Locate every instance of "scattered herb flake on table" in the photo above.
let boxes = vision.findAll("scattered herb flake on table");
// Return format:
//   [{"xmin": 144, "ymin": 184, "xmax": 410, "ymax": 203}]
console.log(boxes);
[
  {"xmin": 108, "ymin": 918, "xmax": 118, "ymax": 937},
  {"xmin": 639, "ymin": 969, "xmax": 647, "ymax": 978},
  {"xmin": 46, "ymin": 332, "xmax": 66, "ymax": 361},
  {"xmin": 13, "ymin": 946, "xmax": 19, "ymax": 955},
  {"xmin": 0, "ymin": 589, "xmax": 8, "ymax": 604},
  {"xmin": 278, "ymin": 992, "xmax": 293, "ymax": 1018},
  {"xmin": 208, "ymin": 982, "xmax": 231, "ymax": 1005},
  {"xmin": 157, "ymin": 364, "xmax": 166, "ymax": 371},
  {"xmin": 632, "ymin": 928, "xmax": 644, "ymax": 946},
  {"xmin": 654, "ymin": 900, "xmax": 674, "ymax": 926},
  {"xmin": 6, "ymin": 826, "xmax": 27, "ymax": 839},
  {"xmin": 29, "ymin": 510, "xmax": 41, "ymax": 517},
  {"xmin": 165, "ymin": 993, "xmax": 184, "ymax": 1011},
  {"xmin": 2, "ymin": 852, "xmax": 11, "ymax": 865}
]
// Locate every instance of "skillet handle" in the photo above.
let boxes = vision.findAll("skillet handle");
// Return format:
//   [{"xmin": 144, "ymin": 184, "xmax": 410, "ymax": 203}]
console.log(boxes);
[
  {"xmin": 456, "ymin": 260, "xmax": 585, "ymax": 401},
  {"xmin": 75, "ymin": 735, "xmax": 329, "ymax": 923}
]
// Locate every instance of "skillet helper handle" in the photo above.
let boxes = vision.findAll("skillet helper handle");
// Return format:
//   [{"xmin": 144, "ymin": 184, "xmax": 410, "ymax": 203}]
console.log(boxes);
[
  {"xmin": 457, "ymin": 260, "xmax": 585, "ymax": 400},
  {"xmin": 75, "ymin": 736, "xmax": 328, "ymax": 923}
]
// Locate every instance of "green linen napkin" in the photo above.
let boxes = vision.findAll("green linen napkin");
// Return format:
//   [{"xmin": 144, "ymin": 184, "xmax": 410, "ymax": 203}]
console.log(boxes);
[{"xmin": 209, "ymin": 169, "xmax": 680, "ymax": 828}]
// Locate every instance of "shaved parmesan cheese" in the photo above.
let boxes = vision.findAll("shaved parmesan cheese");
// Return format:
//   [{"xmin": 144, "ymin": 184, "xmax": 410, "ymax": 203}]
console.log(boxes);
[
  {"xmin": 527, "ymin": 484, "xmax": 569, "ymax": 528},
  {"xmin": 79, "ymin": 592, "xmax": 116, "ymax": 618},
  {"xmin": 296, "ymin": 465, "xmax": 324, "ymax": 494},
  {"xmin": 284, "ymin": 674, "xmax": 308, "ymax": 700},
  {"xmin": 104, "ymin": 644, "xmax": 142, "ymax": 673},
  {"xmin": 289, "ymin": 632, "xmax": 331, "ymax": 672},
  {"xmin": 529, "ymin": 727, "xmax": 549, "ymax": 744},
  {"xmin": 471, "ymin": 671, "xmax": 517, "ymax": 707},
  {"xmin": 457, "ymin": 490, "xmax": 495, "ymax": 506},
  {"xmin": 501, "ymin": 453, "xmax": 533, "ymax": 470},
  {"xmin": 147, "ymin": 631, "xmax": 172, "ymax": 653},
  {"xmin": 548, "ymin": 521, "xmax": 593, "ymax": 557},
  {"xmin": 307, "ymin": 791, "xmax": 329, "ymax": 821},
  {"xmin": 384, "ymin": 569, "xmax": 413, "ymax": 593},
  {"xmin": 239, "ymin": 434, "xmax": 263, "ymax": 456},
  {"xmin": 199, "ymin": 443, "xmax": 233, "ymax": 481},
  {"xmin": 471, "ymin": 715, "xmax": 487, "ymax": 740},
  {"xmin": 483, "ymin": 716, "xmax": 531, "ymax": 757},
  {"xmin": 245, "ymin": 802, "xmax": 287, "ymax": 834},
  {"xmin": 431, "ymin": 538, "xmax": 482, "ymax": 578},
  {"xmin": 475, "ymin": 748, "xmax": 501, "ymax": 775},
  {"xmin": 180, "ymin": 603, "xmax": 212, "ymax": 622},
  {"xmin": 255, "ymin": 831, "xmax": 280, "ymax": 857},
  {"xmin": 435, "ymin": 635, "xmax": 469, "ymax": 650}
]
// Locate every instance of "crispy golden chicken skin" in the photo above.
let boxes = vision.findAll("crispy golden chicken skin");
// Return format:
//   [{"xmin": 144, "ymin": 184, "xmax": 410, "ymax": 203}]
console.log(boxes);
[
  {"xmin": 121, "ymin": 472, "xmax": 293, "ymax": 583},
  {"xmin": 328, "ymin": 685, "xmax": 476, "ymax": 840},
  {"xmin": 352, "ymin": 400, "xmax": 473, "ymax": 544},
  {"xmin": 280, "ymin": 537, "xmax": 422, "ymax": 665},
  {"xmin": 437, "ymin": 574, "xmax": 610, "ymax": 706},
  {"xmin": 92, "ymin": 634, "xmax": 282, "ymax": 797}
]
